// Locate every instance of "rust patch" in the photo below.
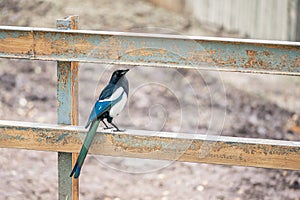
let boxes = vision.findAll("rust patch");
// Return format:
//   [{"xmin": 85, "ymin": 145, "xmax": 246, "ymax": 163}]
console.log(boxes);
[
  {"xmin": 247, "ymin": 50, "xmax": 257, "ymax": 57},
  {"xmin": 71, "ymin": 62, "xmax": 79, "ymax": 125},
  {"xmin": 108, "ymin": 134, "xmax": 163, "ymax": 153},
  {"xmin": 209, "ymin": 49, "xmax": 216, "ymax": 54},
  {"xmin": 128, "ymin": 48, "xmax": 166, "ymax": 57},
  {"xmin": 34, "ymin": 32, "xmax": 98, "ymax": 58},
  {"xmin": 0, "ymin": 33, "xmax": 33, "ymax": 55},
  {"xmin": 263, "ymin": 51, "xmax": 271, "ymax": 56},
  {"xmin": 245, "ymin": 50, "xmax": 259, "ymax": 68},
  {"xmin": 57, "ymin": 62, "xmax": 70, "ymax": 90}
]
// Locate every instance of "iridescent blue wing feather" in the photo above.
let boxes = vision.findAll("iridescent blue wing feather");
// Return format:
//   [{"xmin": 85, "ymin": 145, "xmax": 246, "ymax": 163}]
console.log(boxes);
[
  {"xmin": 85, "ymin": 100, "xmax": 111, "ymax": 128},
  {"xmin": 85, "ymin": 91, "xmax": 125, "ymax": 129}
]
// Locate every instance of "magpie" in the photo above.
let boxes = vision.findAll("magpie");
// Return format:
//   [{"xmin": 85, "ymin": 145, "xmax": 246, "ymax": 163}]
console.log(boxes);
[{"xmin": 70, "ymin": 69, "xmax": 129, "ymax": 179}]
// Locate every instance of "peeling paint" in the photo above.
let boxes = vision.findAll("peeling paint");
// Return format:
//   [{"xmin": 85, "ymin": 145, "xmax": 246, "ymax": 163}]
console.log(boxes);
[
  {"xmin": 0, "ymin": 133, "xmax": 25, "ymax": 140},
  {"xmin": 57, "ymin": 61, "xmax": 78, "ymax": 125},
  {"xmin": 0, "ymin": 26, "xmax": 299, "ymax": 75},
  {"xmin": 56, "ymin": 133, "xmax": 69, "ymax": 143},
  {"xmin": 1, "ymin": 121, "xmax": 300, "ymax": 170}
]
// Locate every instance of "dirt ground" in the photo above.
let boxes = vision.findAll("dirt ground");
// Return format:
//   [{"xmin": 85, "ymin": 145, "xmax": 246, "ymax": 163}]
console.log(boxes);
[{"xmin": 1, "ymin": 0, "xmax": 300, "ymax": 199}]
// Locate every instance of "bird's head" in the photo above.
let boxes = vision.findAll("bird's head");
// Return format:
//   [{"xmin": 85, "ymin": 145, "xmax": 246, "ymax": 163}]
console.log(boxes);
[{"xmin": 110, "ymin": 69, "xmax": 129, "ymax": 84}]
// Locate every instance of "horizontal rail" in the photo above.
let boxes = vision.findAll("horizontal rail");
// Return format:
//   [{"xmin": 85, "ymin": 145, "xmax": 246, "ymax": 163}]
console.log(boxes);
[
  {"xmin": 0, "ymin": 26, "xmax": 299, "ymax": 75},
  {"xmin": 1, "ymin": 120, "xmax": 300, "ymax": 170}
]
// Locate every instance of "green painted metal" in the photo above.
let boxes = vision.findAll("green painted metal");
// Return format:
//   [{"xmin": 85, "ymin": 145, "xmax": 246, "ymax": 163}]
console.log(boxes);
[
  {"xmin": 58, "ymin": 153, "xmax": 73, "ymax": 200},
  {"xmin": 56, "ymin": 16, "xmax": 79, "ymax": 200},
  {"xmin": 1, "ymin": 120, "xmax": 300, "ymax": 170},
  {"xmin": 0, "ymin": 26, "xmax": 299, "ymax": 75},
  {"xmin": 57, "ymin": 61, "xmax": 73, "ymax": 200},
  {"xmin": 57, "ymin": 61, "xmax": 76, "ymax": 124}
]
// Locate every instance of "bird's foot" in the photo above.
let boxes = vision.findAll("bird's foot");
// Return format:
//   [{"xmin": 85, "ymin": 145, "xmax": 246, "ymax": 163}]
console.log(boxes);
[
  {"xmin": 104, "ymin": 126, "xmax": 114, "ymax": 130},
  {"xmin": 113, "ymin": 129, "xmax": 125, "ymax": 132}
]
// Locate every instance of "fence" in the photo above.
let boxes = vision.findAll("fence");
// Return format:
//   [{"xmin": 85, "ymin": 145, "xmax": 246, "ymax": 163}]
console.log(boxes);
[
  {"xmin": 0, "ymin": 16, "xmax": 300, "ymax": 200},
  {"xmin": 150, "ymin": 0, "xmax": 300, "ymax": 41}
]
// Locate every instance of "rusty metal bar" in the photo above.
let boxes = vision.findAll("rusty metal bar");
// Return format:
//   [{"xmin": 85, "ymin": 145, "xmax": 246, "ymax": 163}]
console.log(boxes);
[
  {"xmin": 0, "ymin": 26, "xmax": 299, "ymax": 75},
  {"xmin": 56, "ymin": 16, "xmax": 79, "ymax": 200},
  {"xmin": 1, "ymin": 120, "xmax": 300, "ymax": 170}
]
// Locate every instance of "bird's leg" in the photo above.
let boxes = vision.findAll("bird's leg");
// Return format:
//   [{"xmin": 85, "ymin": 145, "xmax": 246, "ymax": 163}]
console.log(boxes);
[
  {"xmin": 110, "ymin": 122, "xmax": 125, "ymax": 132},
  {"xmin": 101, "ymin": 120, "xmax": 113, "ymax": 129},
  {"xmin": 107, "ymin": 117, "xmax": 125, "ymax": 132}
]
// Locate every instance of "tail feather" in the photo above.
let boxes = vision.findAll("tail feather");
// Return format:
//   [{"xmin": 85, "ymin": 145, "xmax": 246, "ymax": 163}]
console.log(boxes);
[
  {"xmin": 70, "ymin": 162, "xmax": 82, "ymax": 178},
  {"xmin": 70, "ymin": 120, "xmax": 100, "ymax": 178},
  {"xmin": 85, "ymin": 121, "xmax": 90, "ymax": 129},
  {"xmin": 70, "ymin": 146, "xmax": 88, "ymax": 178}
]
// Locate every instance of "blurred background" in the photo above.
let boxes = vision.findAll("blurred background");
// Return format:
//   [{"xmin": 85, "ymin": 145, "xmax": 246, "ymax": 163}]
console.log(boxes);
[{"xmin": 0, "ymin": 0, "xmax": 300, "ymax": 199}]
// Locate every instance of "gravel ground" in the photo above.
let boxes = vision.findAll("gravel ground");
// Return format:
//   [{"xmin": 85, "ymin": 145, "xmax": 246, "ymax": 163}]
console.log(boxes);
[{"xmin": 1, "ymin": 0, "xmax": 300, "ymax": 199}]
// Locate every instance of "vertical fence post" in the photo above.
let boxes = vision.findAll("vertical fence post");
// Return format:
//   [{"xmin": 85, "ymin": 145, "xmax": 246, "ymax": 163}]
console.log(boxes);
[{"xmin": 56, "ymin": 15, "xmax": 79, "ymax": 200}]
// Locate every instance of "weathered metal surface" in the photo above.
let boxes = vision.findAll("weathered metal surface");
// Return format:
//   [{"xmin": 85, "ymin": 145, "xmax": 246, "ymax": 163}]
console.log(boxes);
[
  {"xmin": 57, "ymin": 61, "xmax": 79, "ymax": 124},
  {"xmin": 56, "ymin": 16, "xmax": 79, "ymax": 200},
  {"xmin": 1, "ymin": 120, "xmax": 300, "ymax": 170},
  {"xmin": 0, "ymin": 26, "xmax": 299, "ymax": 75}
]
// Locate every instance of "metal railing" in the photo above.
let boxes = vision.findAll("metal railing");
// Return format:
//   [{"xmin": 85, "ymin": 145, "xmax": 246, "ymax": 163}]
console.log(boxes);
[{"xmin": 0, "ymin": 16, "xmax": 300, "ymax": 200}]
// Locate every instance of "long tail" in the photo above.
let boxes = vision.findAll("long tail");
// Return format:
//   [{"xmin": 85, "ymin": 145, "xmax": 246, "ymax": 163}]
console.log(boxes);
[{"xmin": 70, "ymin": 120, "xmax": 100, "ymax": 178}]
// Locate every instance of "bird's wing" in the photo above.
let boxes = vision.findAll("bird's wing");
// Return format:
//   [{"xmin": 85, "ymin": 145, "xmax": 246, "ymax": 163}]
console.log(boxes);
[
  {"xmin": 85, "ymin": 88, "xmax": 125, "ymax": 128},
  {"xmin": 85, "ymin": 100, "xmax": 111, "ymax": 128},
  {"xmin": 99, "ymin": 83, "xmax": 115, "ymax": 100}
]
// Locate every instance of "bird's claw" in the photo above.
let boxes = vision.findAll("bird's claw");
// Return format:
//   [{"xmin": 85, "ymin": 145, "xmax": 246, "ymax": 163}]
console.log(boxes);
[
  {"xmin": 113, "ymin": 129, "xmax": 125, "ymax": 132},
  {"xmin": 104, "ymin": 126, "xmax": 114, "ymax": 130}
]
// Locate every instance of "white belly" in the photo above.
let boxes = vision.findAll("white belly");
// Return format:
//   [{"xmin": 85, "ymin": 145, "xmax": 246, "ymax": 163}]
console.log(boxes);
[{"xmin": 109, "ymin": 92, "xmax": 127, "ymax": 118}]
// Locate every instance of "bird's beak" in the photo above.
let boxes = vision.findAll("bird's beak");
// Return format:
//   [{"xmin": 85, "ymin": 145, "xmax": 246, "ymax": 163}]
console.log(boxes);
[{"xmin": 123, "ymin": 69, "xmax": 129, "ymax": 74}]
